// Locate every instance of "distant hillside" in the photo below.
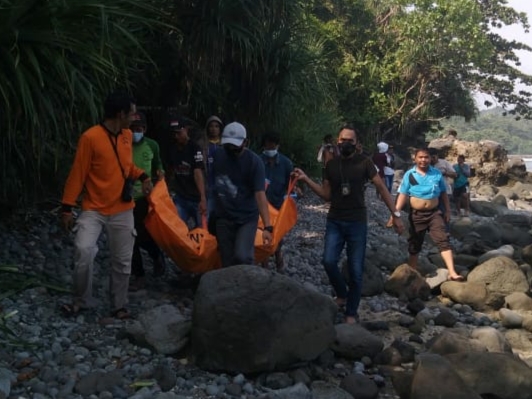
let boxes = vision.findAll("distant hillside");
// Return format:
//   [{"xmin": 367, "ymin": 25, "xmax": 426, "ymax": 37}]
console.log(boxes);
[{"xmin": 426, "ymin": 108, "xmax": 532, "ymax": 154}]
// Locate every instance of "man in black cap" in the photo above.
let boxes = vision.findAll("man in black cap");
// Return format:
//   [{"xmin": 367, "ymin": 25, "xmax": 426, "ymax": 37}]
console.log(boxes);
[{"xmin": 167, "ymin": 117, "xmax": 207, "ymax": 229}]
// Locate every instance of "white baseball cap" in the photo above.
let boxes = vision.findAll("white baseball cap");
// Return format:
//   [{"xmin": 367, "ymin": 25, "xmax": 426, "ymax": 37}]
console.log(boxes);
[{"xmin": 221, "ymin": 122, "xmax": 247, "ymax": 146}]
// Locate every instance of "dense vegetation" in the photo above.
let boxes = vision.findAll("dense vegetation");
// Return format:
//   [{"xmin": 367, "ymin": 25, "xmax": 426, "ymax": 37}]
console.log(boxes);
[
  {"xmin": 1, "ymin": 0, "xmax": 532, "ymax": 206},
  {"xmin": 429, "ymin": 108, "xmax": 532, "ymax": 154}
]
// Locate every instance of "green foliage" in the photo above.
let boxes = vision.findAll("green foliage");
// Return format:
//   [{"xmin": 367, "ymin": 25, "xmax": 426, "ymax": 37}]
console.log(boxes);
[
  {"xmin": 0, "ymin": 0, "xmax": 168, "ymax": 205},
  {"xmin": 2, "ymin": 0, "xmax": 532, "ymax": 205}
]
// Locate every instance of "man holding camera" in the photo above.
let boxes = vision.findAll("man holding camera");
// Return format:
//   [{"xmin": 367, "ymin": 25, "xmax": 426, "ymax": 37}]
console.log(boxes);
[
  {"xmin": 293, "ymin": 124, "xmax": 404, "ymax": 324},
  {"xmin": 60, "ymin": 91, "xmax": 153, "ymax": 320}
]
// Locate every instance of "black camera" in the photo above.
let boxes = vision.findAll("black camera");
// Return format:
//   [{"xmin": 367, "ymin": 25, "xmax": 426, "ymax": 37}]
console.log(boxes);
[
  {"xmin": 341, "ymin": 183, "xmax": 351, "ymax": 196},
  {"xmin": 121, "ymin": 178, "xmax": 134, "ymax": 202}
]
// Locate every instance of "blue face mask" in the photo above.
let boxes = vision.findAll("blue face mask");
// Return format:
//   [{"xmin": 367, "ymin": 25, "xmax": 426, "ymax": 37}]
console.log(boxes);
[
  {"xmin": 263, "ymin": 149, "xmax": 278, "ymax": 158},
  {"xmin": 133, "ymin": 131, "xmax": 144, "ymax": 143}
]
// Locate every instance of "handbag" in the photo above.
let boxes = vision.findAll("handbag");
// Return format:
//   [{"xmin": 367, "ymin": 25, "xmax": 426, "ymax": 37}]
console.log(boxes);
[{"xmin": 105, "ymin": 126, "xmax": 134, "ymax": 202}]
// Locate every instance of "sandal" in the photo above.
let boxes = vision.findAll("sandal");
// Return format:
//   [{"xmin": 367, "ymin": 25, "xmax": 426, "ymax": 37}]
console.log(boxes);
[
  {"xmin": 111, "ymin": 308, "xmax": 131, "ymax": 320},
  {"xmin": 449, "ymin": 275, "xmax": 465, "ymax": 282}
]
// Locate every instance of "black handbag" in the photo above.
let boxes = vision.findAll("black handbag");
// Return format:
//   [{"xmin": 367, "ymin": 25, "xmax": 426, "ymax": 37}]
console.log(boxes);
[{"xmin": 105, "ymin": 127, "xmax": 134, "ymax": 202}]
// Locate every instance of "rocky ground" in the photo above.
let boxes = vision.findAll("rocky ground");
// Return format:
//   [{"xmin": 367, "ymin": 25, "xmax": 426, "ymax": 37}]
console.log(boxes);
[{"xmin": 1, "ymin": 182, "xmax": 532, "ymax": 399}]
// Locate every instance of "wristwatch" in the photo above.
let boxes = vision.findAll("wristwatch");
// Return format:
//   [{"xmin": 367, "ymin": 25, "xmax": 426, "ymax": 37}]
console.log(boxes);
[
  {"xmin": 392, "ymin": 211, "xmax": 401, "ymax": 218},
  {"xmin": 264, "ymin": 226, "xmax": 273, "ymax": 233}
]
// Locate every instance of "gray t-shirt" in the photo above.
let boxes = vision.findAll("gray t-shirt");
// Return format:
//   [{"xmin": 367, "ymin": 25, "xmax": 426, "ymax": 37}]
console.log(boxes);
[{"xmin": 213, "ymin": 148, "xmax": 266, "ymax": 223}]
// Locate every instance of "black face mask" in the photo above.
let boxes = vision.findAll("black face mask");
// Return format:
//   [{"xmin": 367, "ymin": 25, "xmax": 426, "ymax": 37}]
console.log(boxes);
[
  {"xmin": 224, "ymin": 144, "xmax": 243, "ymax": 157},
  {"xmin": 339, "ymin": 142, "xmax": 356, "ymax": 157}
]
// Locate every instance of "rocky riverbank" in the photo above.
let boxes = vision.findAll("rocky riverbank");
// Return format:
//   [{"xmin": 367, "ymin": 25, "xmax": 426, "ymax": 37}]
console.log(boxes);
[{"xmin": 1, "ymin": 179, "xmax": 532, "ymax": 399}]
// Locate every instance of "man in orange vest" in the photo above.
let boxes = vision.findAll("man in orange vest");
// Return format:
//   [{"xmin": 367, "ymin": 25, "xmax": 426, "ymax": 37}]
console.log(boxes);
[{"xmin": 60, "ymin": 91, "xmax": 153, "ymax": 319}]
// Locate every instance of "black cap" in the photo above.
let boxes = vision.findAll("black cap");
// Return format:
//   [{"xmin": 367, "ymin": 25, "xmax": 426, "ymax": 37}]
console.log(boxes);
[{"xmin": 131, "ymin": 111, "xmax": 147, "ymax": 126}]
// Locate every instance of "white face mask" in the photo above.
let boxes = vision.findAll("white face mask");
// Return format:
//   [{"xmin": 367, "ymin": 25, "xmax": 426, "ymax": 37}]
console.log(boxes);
[
  {"xmin": 133, "ymin": 131, "xmax": 144, "ymax": 143},
  {"xmin": 263, "ymin": 149, "xmax": 278, "ymax": 158}
]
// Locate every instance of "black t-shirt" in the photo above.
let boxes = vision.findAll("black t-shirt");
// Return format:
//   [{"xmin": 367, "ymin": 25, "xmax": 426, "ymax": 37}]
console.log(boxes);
[
  {"xmin": 213, "ymin": 148, "xmax": 265, "ymax": 223},
  {"xmin": 325, "ymin": 154, "xmax": 377, "ymax": 222},
  {"xmin": 168, "ymin": 141, "xmax": 204, "ymax": 201}
]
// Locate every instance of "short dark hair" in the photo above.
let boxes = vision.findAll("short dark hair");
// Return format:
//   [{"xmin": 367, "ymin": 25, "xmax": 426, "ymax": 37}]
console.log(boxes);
[
  {"xmin": 338, "ymin": 123, "xmax": 356, "ymax": 134},
  {"xmin": 103, "ymin": 90, "xmax": 135, "ymax": 119},
  {"xmin": 415, "ymin": 147, "xmax": 431, "ymax": 156},
  {"xmin": 338, "ymin": 123, "xmax": 358, "ymax": 140},
  {"xmin": 428, "ymin": 148, "xmax": 439, "ymax": 156},
  {"xmin": 262, "ymin": 131, "xmax": 281, "ymax": 146}
]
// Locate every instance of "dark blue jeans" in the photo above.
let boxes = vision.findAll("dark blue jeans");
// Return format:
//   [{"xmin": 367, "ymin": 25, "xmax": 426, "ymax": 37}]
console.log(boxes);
[
  {"xmin": 384, "ymin": 174, "xmax": 394, "ymax": 192},
  {"xmin": 215, "ymin": 218, "xmax": 258, "ymax": 268},
  {"xmin": 322, "ymin": 219, "xmax": 367, "ymax": 317},
  {"xmin": 174, "ymin": 196, "xmax": 200, "ymax": 229}
]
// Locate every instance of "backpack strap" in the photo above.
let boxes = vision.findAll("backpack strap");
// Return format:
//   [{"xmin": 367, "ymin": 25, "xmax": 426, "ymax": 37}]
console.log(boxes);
[{"xmin": 409, "ymin": 172, "xmax": 419, "ymax": 186}]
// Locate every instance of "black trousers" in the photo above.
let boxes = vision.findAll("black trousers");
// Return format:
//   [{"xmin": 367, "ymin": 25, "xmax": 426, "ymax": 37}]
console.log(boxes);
[{"xmin": 132, "ymin": 196, "xmax": 162, "ymax": 277}]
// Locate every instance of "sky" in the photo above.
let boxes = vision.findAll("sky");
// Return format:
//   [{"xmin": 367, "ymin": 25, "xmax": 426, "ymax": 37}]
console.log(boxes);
[{"xmin": 476, "ymin": 0, "xmax": 532, "ymax": 109}]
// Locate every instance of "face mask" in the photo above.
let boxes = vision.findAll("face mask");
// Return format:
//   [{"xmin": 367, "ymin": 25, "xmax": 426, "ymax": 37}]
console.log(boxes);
[
  {"xmin": 339, "ymin": 142, "xmax": 356, "ymax": 157},
  {"xmin": 224, "ymin": 144, "xmax": 243, "ymax": 157},
  {"xmin": 132, "ymin": 131, "xmax": 144, "ymax": 143},
  {"xmin": 263, "ymin": 149, "xmax": 278, "ymax": 158}
]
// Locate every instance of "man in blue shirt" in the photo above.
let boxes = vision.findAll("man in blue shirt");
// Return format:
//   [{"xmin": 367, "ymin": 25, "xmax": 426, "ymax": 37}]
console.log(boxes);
[
  {"xmin": 453, "ymin": 155, "xmax": 471, "ymax": 217},
  {"xmin": 213, "ymin": 122, "xmax": 273, "ymax": 267},
  {"xmin": 260, "ymin": 131, "xmax": 293, "ymax": 272},
  {"xmin": 394, "ymin": 148, "xmax": 463, "ymax": 281}
]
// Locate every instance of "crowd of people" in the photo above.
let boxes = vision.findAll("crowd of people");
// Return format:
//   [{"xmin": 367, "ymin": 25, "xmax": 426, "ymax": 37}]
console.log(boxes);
[{"xmin": 59, "ymin": 90, "xmax": 470, "ymax": 324}]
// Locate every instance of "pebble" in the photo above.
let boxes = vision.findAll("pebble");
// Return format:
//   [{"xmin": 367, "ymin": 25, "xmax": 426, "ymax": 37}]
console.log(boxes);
[{"xmin": 1, "ymin": 185, "xmax": 529, "ymax": 399}]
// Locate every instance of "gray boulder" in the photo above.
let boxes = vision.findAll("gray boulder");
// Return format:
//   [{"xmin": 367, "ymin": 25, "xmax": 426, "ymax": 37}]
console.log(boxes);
[
  {"xmin": 330, "ymin": 324, "xmax": 384, "ymax": 360},
  {"xmin": 440, "ymin": 281, "xmax": 487, "ymax": 310},
  {"xmin": 467, "ymin": 256, "xmax": 529, "ymax": 308},
  {"xmin": 311, "ymin": 381, "xmax": 353, "ymax": 399},
  {"xmin": 522, "ymin": 243, "xmax": 532, "ymax": 265},
  {"xmin": 266, "ymin": 382, "xmax": 311, "ymax": 399},
  {"xmin": 427, "ymin": 329, "xmax": 487, "ymax": 356},
  {"xmin": 470, "ymin": 327, "xmax": 512, "ymax": 353},
  {"xmin": 340, "ymin": 373, "xmax": 379, "ymax": 399},
  {"xmin": 411, "ymin": 354, "xmax": 482, "ymax": 399},
  {"xmin": 384, "ymin": 264, "xmax": 430, "ymax": 300},
  {"xmin": 470, "ymin": 200, "xmax": 504, "ymax": 217},
  {"xmin": 499, "ymin": 308, "xmax": 524, "ymax": 328},
  {"xmin": 125, "ymin": 305, "xmax": 191, "ymax": 355},
  {"xmin": 504, "ymin": 292, "xmax": 532, "ymax": 312},
  {"xmin": 191, "ymin": 265, "xmax": 337, "ymax": 373},
  {"xmin": 477, "ymin": 244, "xmax": 514, "ymax": 264},
  {"xmin": 446, "ymin": 352, "xmax": 532, "ymax": 399}
]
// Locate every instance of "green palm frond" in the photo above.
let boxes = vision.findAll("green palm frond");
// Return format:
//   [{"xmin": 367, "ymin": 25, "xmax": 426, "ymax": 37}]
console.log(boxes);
[{"xmin": 0, "ymin": 0, "xmax": 171, "ymax": 205}]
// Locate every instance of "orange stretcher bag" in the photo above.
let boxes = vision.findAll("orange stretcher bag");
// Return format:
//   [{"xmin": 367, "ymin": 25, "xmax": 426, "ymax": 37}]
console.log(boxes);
[
  {"xmin": 145, "ymin": 179, "xmax": 221, "ymax": 273},
  {"xmin": 145, "ymin": 178, "xmax": 298, "ymax": 272},
  {"xmin": 254, "ymin": 177, "xmax": 298, "ymax": 263}
]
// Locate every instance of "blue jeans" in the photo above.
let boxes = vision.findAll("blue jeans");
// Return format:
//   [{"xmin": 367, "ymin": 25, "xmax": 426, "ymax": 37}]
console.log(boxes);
[
  {"xmin": 322, "ymin": 219, "xmax": 367, "ymax": 317},
  {"xmin": 215, "ymin": 218, "xmax": 258, "ymax": 268},
  {"xmin": 174, "ymin": 196, "xmax": 200, "ymax": 229},
  {"xmin": 384, "ymin": 174, "xmax": 394, "ymax": 193}
]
